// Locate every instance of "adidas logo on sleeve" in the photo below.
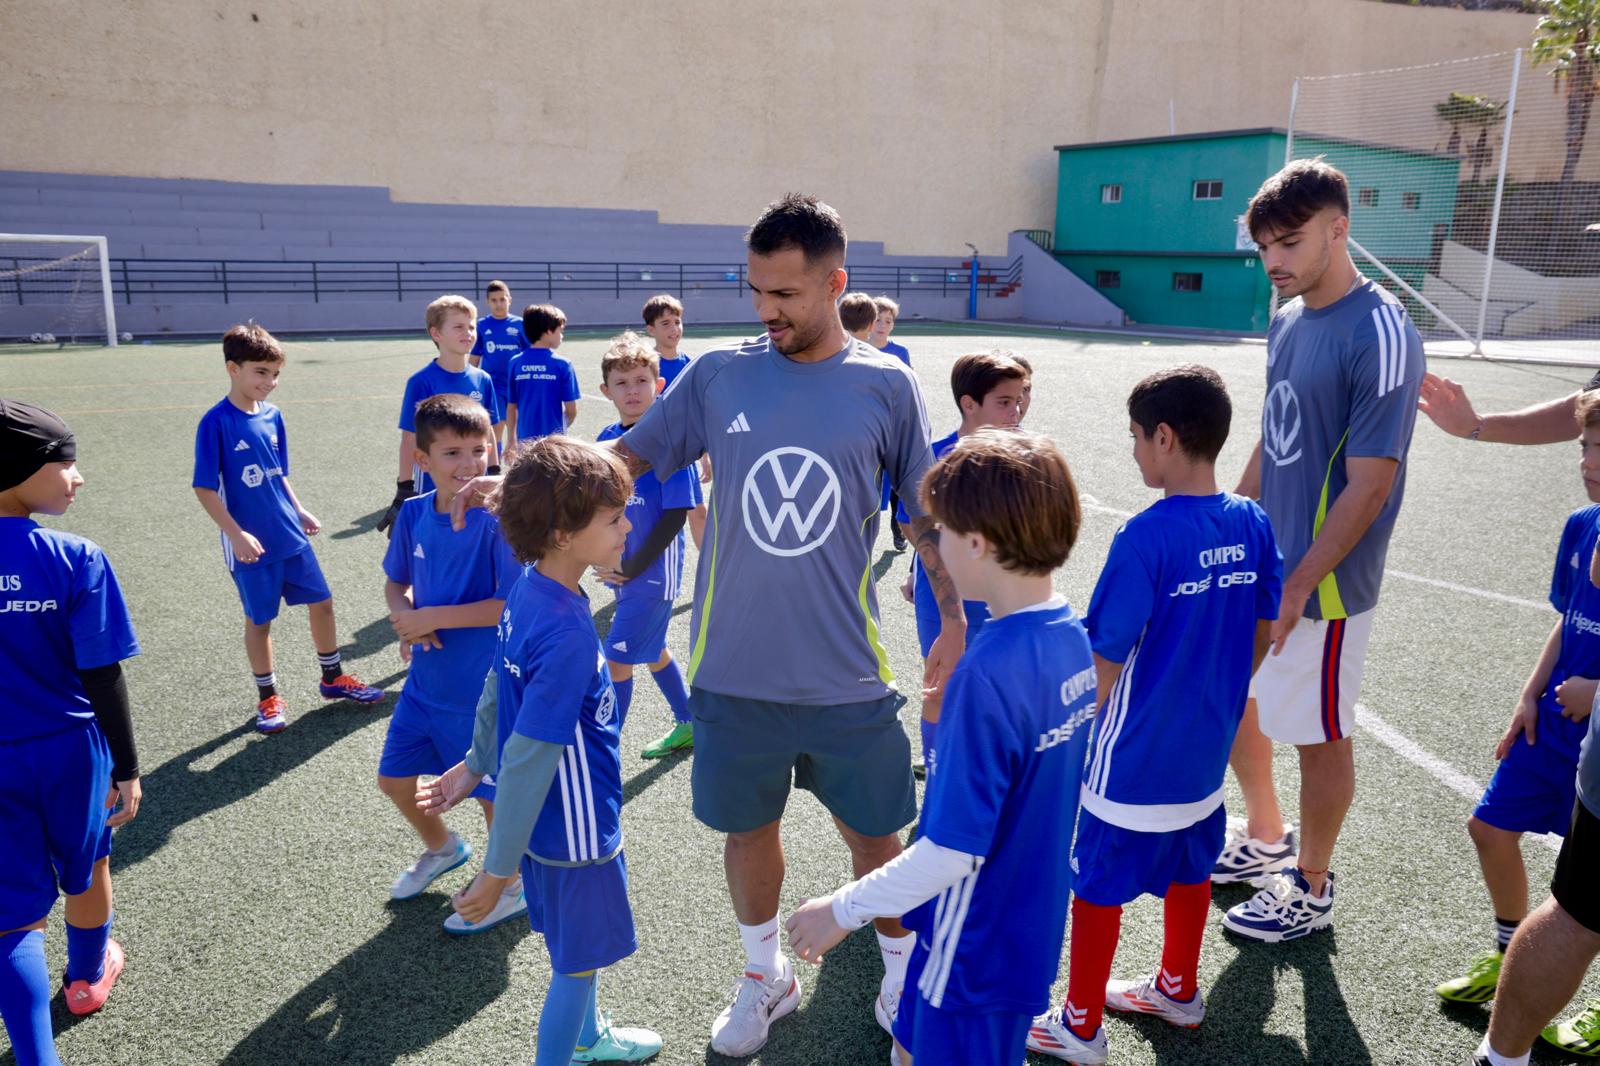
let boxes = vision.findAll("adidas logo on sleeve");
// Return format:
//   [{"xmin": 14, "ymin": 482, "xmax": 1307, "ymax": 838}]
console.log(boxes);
[{"xmin": 726, "ymin": 412, "xmax": 751, "ymax": 434}]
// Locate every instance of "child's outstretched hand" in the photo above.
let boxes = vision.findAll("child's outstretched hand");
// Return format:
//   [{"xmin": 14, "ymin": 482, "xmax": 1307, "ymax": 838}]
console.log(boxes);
[
  {"xmin": 591, "ymin": 565, "xmax": 628, "ymax": 587},
  {"xmin": 1556, "ymin": 676, "xmax": 1598, "ymax": 723},
  {"xmin": 416, "ymin": 762, "xmax": 484, "ymax": 817},
  {"xmin": 453, "ymin": 870, "xmax": 513, "ymax": 925},
  {"xmin": 786, "ymin": 897, "xmax": 849, "ymax": 964},
  {"xmin": 105, "ymin": 777, "xmax": 141, "ymax": 828},
  {"xmin": 1495, "ymin": 692, "xmax": 1540, "ymax": 760},
  {"xmin": 299, "ymin": 509, "xmax": 321, "ymax": 536}
]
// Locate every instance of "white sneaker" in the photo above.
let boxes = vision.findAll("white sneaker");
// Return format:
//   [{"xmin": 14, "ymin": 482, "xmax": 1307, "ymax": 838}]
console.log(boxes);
[
  {"xmin": 1105, "ymin": 971, "xmax": 1206, "ymax": 1028},
  {"xmin": 390, "ymin": 834, "xmax": 471, "ymax": 899},
  {"xmin": 1026, "ymin": 1006, "xmax": 1108, "ymax": 1064},
  {"xmin": 1210, "ymin": 816, "xmax": 1297, "ymax": 883},
  {"xmin": 709, "ymin": 957, "xmax": 801, "ymax": 1057},
  {"xmin": 874, "ymin": 982, "xmax": 900, "ymax": 1036},
  {"xmin": 1222, "ymin": 868, "xmax": 1335, "ymax": 943},
  {"xmin": 443, "ymin": 879, "xmax": 527, "ymax": 934}
]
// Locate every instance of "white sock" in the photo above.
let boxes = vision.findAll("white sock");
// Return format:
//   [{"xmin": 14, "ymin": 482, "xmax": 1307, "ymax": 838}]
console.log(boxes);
[
  {"xmin": 877, "ymin": 930, "xmax": 915, "ymax": 994},
  {"xmin": 739, "ymin": 916, "xmax": 782, "ymax": 976},
  {"xmin": 1478, "ymin": 1035, "xmax": 1530, "ymax": 1066}
]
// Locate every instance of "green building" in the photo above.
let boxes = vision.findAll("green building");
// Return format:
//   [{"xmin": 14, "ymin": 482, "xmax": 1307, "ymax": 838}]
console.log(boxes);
[{"xmin": 1051, "ymin": 128, "xmax": 1460, "ymax": 332}]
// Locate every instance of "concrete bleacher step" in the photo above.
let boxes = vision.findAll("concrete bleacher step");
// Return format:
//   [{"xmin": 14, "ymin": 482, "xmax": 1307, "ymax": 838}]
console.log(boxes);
[{"xmin": 0, "ymin": 170, "xmax": 389, "ymax": 201}]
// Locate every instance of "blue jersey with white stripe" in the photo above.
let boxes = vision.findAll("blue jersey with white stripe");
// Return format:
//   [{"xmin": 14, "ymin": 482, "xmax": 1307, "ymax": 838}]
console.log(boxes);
[
  {"xmin": 471, "ymin": 315, "xmax": 526, "ymax": 422},
  {"xmin": 508, "ymin": 348, "xmax": 581, "ymax": 440},
  {"xmin": 1541, "ymin": 506, "xmax": 1600, "ymax": 763},
  {"xmin": 1260, "ymin": 279, "xmax": 1422, "ymax": 620},
  {"xmin": 192, "ymin": 398, "xmax": 309, "ymax": 569},
  {"xmin": 382, "ymin": 493, "xmax": 520, "ymax": 714},
  {"xmin": 1083, "ymin": 493, "xmax": 1282, "ymax": 831},
  {"xmin": 496, "ymin": 564, "xmax": 623, "ymax": 865},
  {"xmin": 904, "ymin": 598, "xmax": 1095, "ymax": 1014},
  {"xmin": 0, "ymin": 520, "xmax": 141, "ymax": 743},
  {"xmin": 657, "ymin": 352, "xmax": 692, "ymax": 388},
  {"xmin": 597, "ymin": 421, "xmax": 695, "ymax": 601}
]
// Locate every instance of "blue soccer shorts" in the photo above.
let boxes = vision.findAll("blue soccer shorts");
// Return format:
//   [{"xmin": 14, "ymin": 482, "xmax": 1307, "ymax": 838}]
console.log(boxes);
[
  {"xmin": 604, "ymin": 595, "xmax": 672, "ymax": 666},
  {"xmin": 1474, "ymin": 734, "xmax": 1578, "ymax": 838},
  {"xmin": 1072, "ymin": 805, "xmax": 1228, "ymax": 907},
  {"xmin": 378, "ymin": 689, "xmax": 494, "ymax": 801},
  {"xmin": 0, "ymin": 723, "xmax": 114, "ymax": 930},
  {"xmin": 520, "ymin": 851, "xmax": 637, "ymax": 974},
  {"xmin": 892, "ymin": 938, "xmax": 1033, "ymax": 1066},
  {"xmin": 230, "ymin": 546, "xmax": 331, "ymax": 625}
]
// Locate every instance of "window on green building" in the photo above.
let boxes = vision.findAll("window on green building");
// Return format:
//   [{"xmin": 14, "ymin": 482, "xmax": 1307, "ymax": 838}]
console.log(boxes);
[
  {"xmin": 1402, "ymin": 192, "xmax": 1421, "ymax": 210},
  {"xmin": 1193, "ymin": 180, "xmax": 1223, "ymax": 201},
  {"xmin": 1095, "ymin": 270, "xmax": 1121, "ymax": 289},
  {"xmin": 1358, "ymin": 188, "xmax": 1380, "ymax": 207},
  {"xmin": 1100, "ymin": 184, "xmax": 1122, "ymax": 204},
  {"xmin": 1173, "ymin": 272, "xmax": 1202, "ymax": 292}
]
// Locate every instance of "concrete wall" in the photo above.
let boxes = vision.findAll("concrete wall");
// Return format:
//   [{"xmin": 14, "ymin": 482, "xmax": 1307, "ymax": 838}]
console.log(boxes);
[
  {"xmin": 0, "ymin": 0, "xmax": 1542, "ymax": 257},
  {"xmin": 1008, "ymin": 230, "xmax": 1124, "ymax": 327},
  {"xmin": 1057, "ymin": 252, "xmax": 1272, "ymax": 332}
]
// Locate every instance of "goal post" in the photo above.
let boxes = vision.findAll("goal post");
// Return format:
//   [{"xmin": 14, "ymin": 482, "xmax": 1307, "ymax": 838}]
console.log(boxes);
[{"xmin": 0, "ymin": 233, "xmax": 119, "ymax": 347}]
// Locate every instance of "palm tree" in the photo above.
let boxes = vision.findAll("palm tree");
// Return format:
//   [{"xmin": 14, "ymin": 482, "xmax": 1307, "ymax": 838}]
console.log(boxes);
[
  {"xmin": 1435, "ymin": 91, "xmax": 1508, "ymax": 181},
  {"xmin": 1531, "ymin": 0, "xmax": 1600, "ymax": 188}
]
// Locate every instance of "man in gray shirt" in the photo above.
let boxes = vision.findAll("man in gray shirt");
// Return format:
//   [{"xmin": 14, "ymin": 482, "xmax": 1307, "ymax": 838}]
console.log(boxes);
[{"xmin": 610, "ymin": 194, "xmax": 960, "ymax": 1057}]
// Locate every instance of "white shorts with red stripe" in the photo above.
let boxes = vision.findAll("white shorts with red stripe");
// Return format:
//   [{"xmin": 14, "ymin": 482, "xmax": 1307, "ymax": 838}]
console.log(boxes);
[{"xmin": 1251, "ymin": 609, "xmax": 1375, "ymax": 745}]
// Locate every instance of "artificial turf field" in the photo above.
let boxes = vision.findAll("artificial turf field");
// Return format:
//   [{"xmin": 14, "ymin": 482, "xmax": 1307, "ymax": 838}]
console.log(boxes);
[{"xmin": 3, "ymin": 322, "xmax": 1600, "ymax": 1066}]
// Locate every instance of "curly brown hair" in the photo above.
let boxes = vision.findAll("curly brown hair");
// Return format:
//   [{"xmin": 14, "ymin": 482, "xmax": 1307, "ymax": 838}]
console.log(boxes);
[
  {"xmin": 919, "ymin": 427, "xmax": 1079, "ymax": 574},
  {"xmin": 494, "ymin": 436, "xmax": 631, "ymax": 563}
]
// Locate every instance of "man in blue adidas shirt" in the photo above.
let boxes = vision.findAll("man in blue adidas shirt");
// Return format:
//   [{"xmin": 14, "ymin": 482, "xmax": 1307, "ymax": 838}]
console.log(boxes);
[
  {"xmin": 788, "ymin": 429, "xmax": 1093, "ymax": 1066},
  {"xmin": 1216, "ymin": 160, "xmax": 1424, "ymax": 944},
  {"xmin": 0, "ymin": 400, "xmax": 142, "ymax": 1066},
  {"xmin": 1028, "ymin": 366, "xmax": 1281, "ymax": 1065},
  {"xmin": 506, "ymin": 303, "xmax": 580, "ymax": 447},
  {"xmin": 380, "ymin": 395, "xmax": 523, "ymax": 935},
  {"xmin": 594, "ymin": 333, "xmax": 697, "ymax": 761},
  {"xmin": 469, "ymin": 279, "xmax": 526, "ymax": 433}
]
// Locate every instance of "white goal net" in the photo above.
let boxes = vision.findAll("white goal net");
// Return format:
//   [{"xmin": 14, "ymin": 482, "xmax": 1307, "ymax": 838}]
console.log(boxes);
[
  {"xmin": 0, "ymin": 234, "xmax": 119, "ymax": 347},
  {"xmin": 1287, "ymin": 50, "xmax": 1600, "ymax": 364}
]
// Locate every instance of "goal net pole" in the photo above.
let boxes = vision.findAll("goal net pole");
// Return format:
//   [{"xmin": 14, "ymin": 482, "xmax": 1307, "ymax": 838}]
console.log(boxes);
[{"xmin": 0, "ymin": 233, "xmax": 118, "ymax": 347}]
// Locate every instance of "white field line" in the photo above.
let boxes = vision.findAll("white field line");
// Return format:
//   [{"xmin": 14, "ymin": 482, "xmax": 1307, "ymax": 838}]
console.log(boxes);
[{"xmin": 1080, "ymin": 493, "xmax": 1563, "ymax": 854}]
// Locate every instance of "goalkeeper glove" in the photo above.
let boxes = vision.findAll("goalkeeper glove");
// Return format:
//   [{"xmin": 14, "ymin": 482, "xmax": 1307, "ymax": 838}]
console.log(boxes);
[{"xmin": 377, "ymin": 479, "xmax": 415, "ymax": 539}]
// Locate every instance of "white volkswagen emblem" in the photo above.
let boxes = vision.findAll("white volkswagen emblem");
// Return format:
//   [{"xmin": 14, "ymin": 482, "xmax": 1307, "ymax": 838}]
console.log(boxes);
[
  {"xmin": 742, "ymin": 446, "xmax": 842, "ymax": 557},
  {"xmin": 1262, "ymin": 380, "xmax": 1303, "ymax": 467},
  {"xmin": 240, "ymin": 463, "xmax": 265, "ymax": 488}
]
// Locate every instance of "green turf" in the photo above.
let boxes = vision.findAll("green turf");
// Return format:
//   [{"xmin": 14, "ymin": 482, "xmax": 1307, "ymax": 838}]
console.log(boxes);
[{"xmin": 3, "ymin": 325, "xmax": 1598, "ymax": 1065}]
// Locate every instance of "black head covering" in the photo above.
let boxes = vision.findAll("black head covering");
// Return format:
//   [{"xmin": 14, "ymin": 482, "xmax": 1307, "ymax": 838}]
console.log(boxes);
[{"xmin": 0, "ymin": 398, "xmax": 77, "ymax": 492}]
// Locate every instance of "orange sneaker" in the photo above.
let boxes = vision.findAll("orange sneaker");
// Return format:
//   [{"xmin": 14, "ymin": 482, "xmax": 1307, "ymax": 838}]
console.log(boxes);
[
  {"xmin": 319, "ymin": 674, "xmax": 384, "ymax": 703},
  {"xmin": 64, "ymin": 938, "xmax": 124, "ymax": 1016},
  {"xmin": 255, "ymin": 694, "xmax": 288, "ymax": 733}
]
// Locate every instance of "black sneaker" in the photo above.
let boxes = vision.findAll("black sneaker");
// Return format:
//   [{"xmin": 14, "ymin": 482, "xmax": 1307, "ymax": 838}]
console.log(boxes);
[{"xmin": 892, "ymin": 527, "xmax": 908, "ymax": 552}]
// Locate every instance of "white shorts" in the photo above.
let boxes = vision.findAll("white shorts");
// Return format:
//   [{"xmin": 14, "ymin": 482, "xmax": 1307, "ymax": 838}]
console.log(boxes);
[{"xmin": 1249, "ymin": 609, "xmax": 1374, "ymax": 746}]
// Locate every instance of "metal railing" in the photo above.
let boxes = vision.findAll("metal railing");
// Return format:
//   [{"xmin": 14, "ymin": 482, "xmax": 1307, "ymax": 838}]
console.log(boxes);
[
  {"xmin": 3, "ymin": 255, "xmax": 1024, "ymax": 305},
  {"xmin": 1016, "ymin": 229, "xmax": 1054, "ymax": 252}
]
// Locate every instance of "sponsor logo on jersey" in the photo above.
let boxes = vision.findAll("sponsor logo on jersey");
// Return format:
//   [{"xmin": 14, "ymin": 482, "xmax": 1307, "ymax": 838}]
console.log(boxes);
[
  {"xmin": 1036, "ymin": 704, "xmax": 1096, "ymax": 753},
  {"xmin": 1573, "ymin": 611, "xmax": 1600, "ymax": 638},
  {"xmin": 596, "ymin": 675, "xmax": 617, "ymax": 727},
  {"xmin": 742, "ymin": 446, "xmax": 841, "ymax": 557},
  {"xmin": 1169, "ymin": 570, "xmax": 1258, "ymax": 597},
  {"xmin": 0, "ymin": 599, "xmax": 59, "ymax": 612},
  {"xmin": 414, "ymin": 543, "xmax": 425, "ymax": 559},
  {"xmin": 1262, "ymin": 380, "xmax": 1303, "ymax": 467},
  {"xmin": 240, "ymin": 463, "xmax": 266, "ymax": 488}
]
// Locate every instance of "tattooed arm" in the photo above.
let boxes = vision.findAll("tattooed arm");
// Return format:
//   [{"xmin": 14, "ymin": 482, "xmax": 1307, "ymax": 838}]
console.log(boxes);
[{"xmin": 909, "ymin": 513, "xmax": 966, "ymax": 700}]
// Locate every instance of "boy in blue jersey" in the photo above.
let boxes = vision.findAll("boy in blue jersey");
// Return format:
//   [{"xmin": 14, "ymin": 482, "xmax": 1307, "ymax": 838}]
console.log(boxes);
[
  {"xmin": 194, "ymin": 324, "xmax": 383, "ymax": 733},
  {"xmin": 788, "ymin": 428, "xmax": 1093, "ymax": 1066},
  {"xmin": 470, "ymin": 279, "xmax": 527, "ymax": 441},
  {"xmin": 869, "ymin": 296, "xmax": 911, "ymax": 367},
  {"xmin": 642, "ymin": 294, "xmax": 709, "ymax": 550},
  {"xmin": 417, "ymin": 436, "xmax": 661, "ymax": 1065},
  {"xmin": 506, "ymin": 303, "xmax": 581, "ymax": 449},
  {"xmin": 1027, "ymin": 365, "xmax": 1282, "ymax": 1065},
  {"xmin": 0, "ymin": 401, "xmax": 142, "ymax": 1066},
  {"xmin": 895, "ymin": 351, "xmax": 1027, "ymax": 777},
  {"xmin": 379, "ymin": 395, "xmax": 525, "ymax": 933},
  {"xmin": 380, "ymin": 295, "xmax": 502, "ymax": 537},
  {"xmin": 593, "ymin": 333, "xmax": 697, "ymax": 760},
  {"xmin": 1435, "ymin": 391, "xmax": 1600, "ymax": 1013}
]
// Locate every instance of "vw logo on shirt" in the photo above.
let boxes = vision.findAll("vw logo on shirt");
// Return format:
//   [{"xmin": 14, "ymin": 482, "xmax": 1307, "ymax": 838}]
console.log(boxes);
[
  {"xmin": 742, "ymin": 446, "xmax": 842, "ymax": 557},
  {"xmin": 1262, "ymin": 380, "xmax": 1303, "ymax": 468}
]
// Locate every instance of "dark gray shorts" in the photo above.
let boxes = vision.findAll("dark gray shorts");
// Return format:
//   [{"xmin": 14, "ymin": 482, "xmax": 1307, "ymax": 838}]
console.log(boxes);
[{"xmin": 689, "ymin": 688, "xmax": 917, "ymax": 837}]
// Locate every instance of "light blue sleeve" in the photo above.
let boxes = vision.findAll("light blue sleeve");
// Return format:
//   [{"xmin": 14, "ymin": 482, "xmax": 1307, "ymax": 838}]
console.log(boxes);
[
  {"xmin": 465, "ymin": 671, "xmax": 500, "ymax": 777},
  {"xmin": 483, "ymin": 732, "xmax": 565, "ymax": 877}
]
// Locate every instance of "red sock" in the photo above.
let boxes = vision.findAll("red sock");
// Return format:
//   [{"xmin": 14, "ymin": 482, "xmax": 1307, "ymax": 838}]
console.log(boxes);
[
  {"xmin": 1158, "ymin": 880, "xmax": 1211, "ymax": 1002},
  {"xmin": 1064, "ymin": 896, "xmax": 1121, "ymax": 1039}
]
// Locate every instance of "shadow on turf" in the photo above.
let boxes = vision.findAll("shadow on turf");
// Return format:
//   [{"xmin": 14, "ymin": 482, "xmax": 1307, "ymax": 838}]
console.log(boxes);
[
  {"xmin": 332, "ymin": 508, "xmax": 389, "ymax": 540},
  {"xmin": 109, "ymin": 698, "xmax": 393, "ymax": 876},
  {"xmin": 216, "ymin": 899, "xmax": 524, "ymax": 1066}
]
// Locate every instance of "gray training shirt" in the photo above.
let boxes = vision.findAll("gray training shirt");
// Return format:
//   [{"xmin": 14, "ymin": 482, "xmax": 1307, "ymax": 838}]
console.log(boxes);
[{"xmin": 623, "ymin": 335, "xmax": 933, "ymax": 706}]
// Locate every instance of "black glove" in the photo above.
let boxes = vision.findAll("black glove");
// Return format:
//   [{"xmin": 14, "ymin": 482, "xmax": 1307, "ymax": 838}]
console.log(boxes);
[{"xmin": 378, "ymin": 479, "xmax": 415, "ymax": 539}]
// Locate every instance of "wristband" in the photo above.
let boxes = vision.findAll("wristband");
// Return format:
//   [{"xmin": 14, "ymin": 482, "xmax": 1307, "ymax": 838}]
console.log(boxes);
[{"xmin": 1467, "ymin": 422, "xmax": 1482, "ymax": 441}]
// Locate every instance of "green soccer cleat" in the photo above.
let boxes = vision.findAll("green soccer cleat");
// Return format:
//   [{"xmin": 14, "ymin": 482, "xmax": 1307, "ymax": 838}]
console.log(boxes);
[
  {"xmin": 1435, "ymin": 951, "xmax": 1501, "ymax": 1004},
  {"xmin": 641, "ymin": 721, "xmax": 693, "ymax": 760},
  {"xmin": 571, "ymin": 1011, "xmax": 662, "ymax": 1063},
  {"xmin": 1543, "ymin": 1000, "xmax": 1600, "ymax": 1057}
]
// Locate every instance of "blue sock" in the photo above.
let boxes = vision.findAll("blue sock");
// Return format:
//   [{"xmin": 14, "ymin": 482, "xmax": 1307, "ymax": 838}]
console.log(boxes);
[
  {"xmin": 612, "ymin": 678, "xmax": 634, "ymax": 728},
  {"xmin": 65, "ymin": 915, "xmax": 111, "ymax": 984},
  {"xmin": 578, "ymin": 972, "xmax": 601, "ymax": 1049},
  {"xmin": 0, "ymin": 930, "xmax": 60, "ymax": 1066},
  {"xmin": 536, "ymin": 970, "xmax": 596, "ymax": 1066},
  {"xmin": 652, "ymin": 659, "xmax": 691, "ymax": 724},
  {"xmin": 920, "ymin": 719, "xmax": 937, "ymax": 766}
]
